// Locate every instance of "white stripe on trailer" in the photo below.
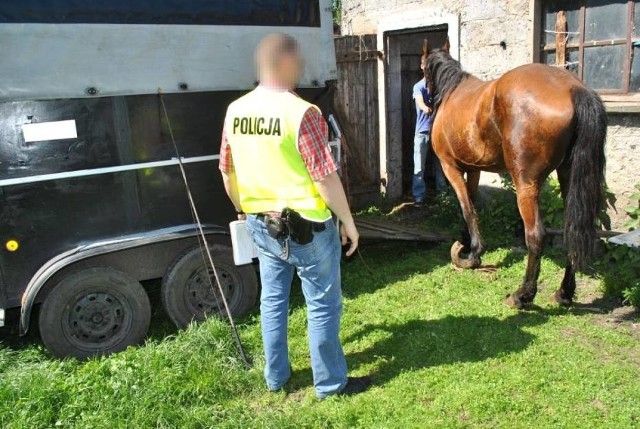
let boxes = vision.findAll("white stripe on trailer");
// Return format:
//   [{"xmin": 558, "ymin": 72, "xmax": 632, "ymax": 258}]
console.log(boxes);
[{"xmin": 0, "ymin": 155, "xmax": 220, "ymax": 187}]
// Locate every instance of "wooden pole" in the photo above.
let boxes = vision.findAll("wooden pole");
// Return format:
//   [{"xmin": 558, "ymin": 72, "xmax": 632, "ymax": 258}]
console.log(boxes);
[{"xmin": 555, "ymin": 11, "xmax": 567, "ymax": 67}]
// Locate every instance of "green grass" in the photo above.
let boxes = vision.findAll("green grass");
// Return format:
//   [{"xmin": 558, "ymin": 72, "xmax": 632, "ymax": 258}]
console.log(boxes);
[{"xmin": 1, "ymin": 242, "xmax": 639, "ymax": 429}]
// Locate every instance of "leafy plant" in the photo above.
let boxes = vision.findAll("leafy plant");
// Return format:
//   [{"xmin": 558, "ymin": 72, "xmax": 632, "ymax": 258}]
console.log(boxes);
[
  {"xmin": 597, "ymin": 243, "xmax": 640, "ymax": 308},
  {"xmin": 539, "ymin": 179, "xmax": 564, "ymax": 229},
  {"xmin": 497, "ymin": 175, "xmax": 564, "ymax": 229},
  {"xmin": 623, "ymin": 183, "xmax": 640, "ymax": 231},
  {"xmin": 427, "ymin": 189, "xmax": 465, "ymax": 231},
  {"xmin": 332, "ymin": 0, "xmax": 341, "ymax": 25},
  {"xmin": 622, "ymin": 279, "xmax": 640, "ymax": 307},
  {"xmin": 356, "ymin": 205, "xmax": 382, "ymax": 218},
  {"xmin": 496, "ymin": 177, "xmax": 612, "ymax": 231},
  {"xmin": 478, "ymin": 189, "xmax": 521, "ymax": 245},
  {"xmin": 478, "ymin": 176, "xmax": 564, "ymax": 245},
  {"xmin": 597, "ymin": 186, "xmax": 640, "ymax": 308}
]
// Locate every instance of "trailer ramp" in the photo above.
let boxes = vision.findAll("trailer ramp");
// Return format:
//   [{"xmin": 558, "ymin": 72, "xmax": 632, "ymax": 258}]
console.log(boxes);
[{"xmin": 355, "ymin": 218, "xmax": 451, "ymax": 243}]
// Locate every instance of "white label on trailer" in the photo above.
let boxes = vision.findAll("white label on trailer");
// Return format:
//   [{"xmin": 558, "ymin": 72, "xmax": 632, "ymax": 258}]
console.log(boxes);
[{"xmin": 22, "ymin": 120, "xmax": 78, "ymax": 143}]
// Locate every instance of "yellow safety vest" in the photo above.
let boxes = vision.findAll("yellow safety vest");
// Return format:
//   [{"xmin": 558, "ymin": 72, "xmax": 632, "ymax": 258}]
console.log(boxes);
[{"xmin": 224, "ymin": 87, "xmax": 331, "ymax": 222}]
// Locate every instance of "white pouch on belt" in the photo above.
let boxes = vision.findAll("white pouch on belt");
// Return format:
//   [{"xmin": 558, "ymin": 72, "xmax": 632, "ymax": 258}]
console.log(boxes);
[{"xmin": 229, "ymin": 220, "xmax": 257, "ymax": 265}]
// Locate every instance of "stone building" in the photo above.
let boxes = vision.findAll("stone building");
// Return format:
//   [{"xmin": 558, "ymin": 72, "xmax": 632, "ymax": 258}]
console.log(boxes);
[{"xmin": 339, "ymin": 0, "xmax": 640, "ymax": 229}]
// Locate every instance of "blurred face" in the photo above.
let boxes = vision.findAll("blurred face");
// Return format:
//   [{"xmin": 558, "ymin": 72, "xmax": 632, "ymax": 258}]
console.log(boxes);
[{"xmin": 279, "ymin": 49, "xmax": 304, "ymax": 88}]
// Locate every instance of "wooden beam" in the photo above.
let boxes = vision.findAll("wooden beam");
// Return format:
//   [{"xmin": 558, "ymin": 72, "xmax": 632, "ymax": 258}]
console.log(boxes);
[
  {"xmin": 555, "ymin": 11, "xmax": 567, "ymax": 67},
  {"xmin": 335, "ymin": 50, "xmax": 382, "ymax": 63}
]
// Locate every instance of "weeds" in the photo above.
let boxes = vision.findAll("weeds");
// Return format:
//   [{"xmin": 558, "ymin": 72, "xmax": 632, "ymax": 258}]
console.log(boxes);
[
  {"xmin": 597, "ymin": 184, "xmax": 640, "ymax": 308},
  {"xmin": 623, "ymin": 183, "xmax": 640, "ymax": 231}
]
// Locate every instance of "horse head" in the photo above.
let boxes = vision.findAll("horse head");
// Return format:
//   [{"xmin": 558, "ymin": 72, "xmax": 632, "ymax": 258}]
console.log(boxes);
[
  {"xmin": 422, "ymin": 37, "xmax": 451, "ymax": 81},
  {"xmin": 421, "ymin": 37, "xmax": 464, "ymax": 111}
]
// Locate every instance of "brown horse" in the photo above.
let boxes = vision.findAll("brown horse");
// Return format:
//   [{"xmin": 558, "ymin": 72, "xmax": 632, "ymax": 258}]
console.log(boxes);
[{"xmin": 422, "ymin": 39, "xmax": 606, "ymax": 308}]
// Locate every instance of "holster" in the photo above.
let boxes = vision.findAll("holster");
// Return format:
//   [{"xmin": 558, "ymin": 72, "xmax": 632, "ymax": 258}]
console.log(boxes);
[
  {"xmin": 262, "ymin": 209, "xmax": 322, "ymax": 245},
  {"xmin": 282, "ymin": 208, "xmax": 314, "ymax": 245},
  {"xmin": 265, "ymin": 216, "xmax": 288, "ymax": 239}
]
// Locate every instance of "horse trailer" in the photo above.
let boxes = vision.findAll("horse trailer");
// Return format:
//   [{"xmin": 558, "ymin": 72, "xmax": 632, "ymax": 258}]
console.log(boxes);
[{"xmin": 0, "ymin": 0, "xmax": 338, "ymax": 358}]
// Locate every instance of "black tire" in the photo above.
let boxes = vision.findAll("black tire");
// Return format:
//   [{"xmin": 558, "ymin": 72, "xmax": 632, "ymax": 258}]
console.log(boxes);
[
  {"xmin": 161, "ymin": 244, "xmax": 258, "ymax": 329},
  {"xmin": 39, "ymin": 267, "xmax": 151, "ymax": 359}
]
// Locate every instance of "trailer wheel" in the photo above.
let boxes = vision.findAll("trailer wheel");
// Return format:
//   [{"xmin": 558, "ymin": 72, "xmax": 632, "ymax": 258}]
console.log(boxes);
[
  {"xmin": 161, "ymin": 244, "xmax": 258, "ymax": 329},
  {"xmin": 39, "ymin": 268, "xmax": 151, "ymax": 359}
]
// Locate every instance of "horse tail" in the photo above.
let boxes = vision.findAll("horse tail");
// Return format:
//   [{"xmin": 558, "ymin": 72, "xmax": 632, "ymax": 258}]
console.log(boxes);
[{"xmin": 564, "ymin": 86, "xmax": 607, "ymax": 271}]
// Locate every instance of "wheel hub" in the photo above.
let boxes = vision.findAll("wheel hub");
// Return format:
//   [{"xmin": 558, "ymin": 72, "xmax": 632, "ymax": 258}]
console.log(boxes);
[
  {"xmin": 66, "ymin": 292, "xmax": 130, "ymax": 348},
  {"xmin": 90, "ymin": 312, "xmax": 104, "ymax": 324},
  {"xmin": 185, "ymin": 266, "xmax": 237, "ymax": 316}
]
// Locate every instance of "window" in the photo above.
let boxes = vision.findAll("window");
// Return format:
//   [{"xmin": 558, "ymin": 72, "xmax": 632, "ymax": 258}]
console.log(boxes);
[
  {"xmin": 541, "ymin": 1, "xmax": 640, "ymax": 94},
  {"xmin": 0, "ymin": 0, "xmax": 321, "ymax": 27}
]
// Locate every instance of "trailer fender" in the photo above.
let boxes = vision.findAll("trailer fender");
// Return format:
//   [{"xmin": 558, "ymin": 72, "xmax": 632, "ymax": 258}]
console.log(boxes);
[{"xmin": 19, "ymin": 224, "xmax": 227, "ymax": 335}]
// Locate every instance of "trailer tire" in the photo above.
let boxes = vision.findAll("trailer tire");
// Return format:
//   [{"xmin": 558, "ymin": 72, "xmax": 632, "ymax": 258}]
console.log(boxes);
[
  {"xmin": 39, "ymin": 267, "xmax": 151, "ymax": 359},
  {"xmin": 161, "ymin": 244, "xmax": 258, "ymax": 329}
]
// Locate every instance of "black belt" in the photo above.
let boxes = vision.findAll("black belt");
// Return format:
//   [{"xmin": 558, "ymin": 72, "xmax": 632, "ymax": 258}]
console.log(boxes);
[{"xmin": 256, "ymin": 213, "xmax": 326, "ymax": 232}]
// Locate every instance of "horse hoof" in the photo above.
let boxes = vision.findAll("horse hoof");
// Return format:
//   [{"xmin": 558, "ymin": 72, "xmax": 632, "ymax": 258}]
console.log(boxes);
[
  {"xmin": 504, "ymin": 294, "xmax": 522, "ymax": 309},
  {"xmin": 504, "ymin": 294, "xmax": 532, "ymax": 310},
  {"xmin": 450, "ymin": 241, "xmax": 481, "ymax": 269},
  {"xmin": 552, "ymin": 289, "xmax": 573, "ymax": 307}
]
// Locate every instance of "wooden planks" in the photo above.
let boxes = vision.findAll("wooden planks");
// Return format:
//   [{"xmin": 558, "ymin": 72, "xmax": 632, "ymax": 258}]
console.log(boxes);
[
  {"xmin": 355, "ymin": 218, "xmax": 451, "ymax": 242},
  {"xmin": 333, "ymin": 35, "xmax": 381, "ymax": 207}
]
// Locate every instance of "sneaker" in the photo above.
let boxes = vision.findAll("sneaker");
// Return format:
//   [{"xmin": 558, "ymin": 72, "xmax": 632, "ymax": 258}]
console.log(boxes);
[
  {"xmin": 337, "ymin": 376, "xmax": 372, "ymax": 396},
  {"xmin": 414, "ymin": 199, "xmax": 424, "ymax": 208}
]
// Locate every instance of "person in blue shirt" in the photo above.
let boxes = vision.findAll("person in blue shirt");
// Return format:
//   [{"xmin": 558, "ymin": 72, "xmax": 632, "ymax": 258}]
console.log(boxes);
[{"xmin": 412, "ymin": 59, "xmax": 446, "ymax": 207}]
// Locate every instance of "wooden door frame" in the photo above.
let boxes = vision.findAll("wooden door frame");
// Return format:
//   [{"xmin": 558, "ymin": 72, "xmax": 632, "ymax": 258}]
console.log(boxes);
[{"xmin": 377, "ymin": 10, "xmax": 460, "ymax": 200}]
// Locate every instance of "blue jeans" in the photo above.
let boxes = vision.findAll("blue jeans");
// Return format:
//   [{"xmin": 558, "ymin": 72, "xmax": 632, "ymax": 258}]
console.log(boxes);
[
  {"xmin": 413, "ymin": 132, "xmax": 446, "ymax": 200},
  {"xmin": 245, "ymin": 215, "xmax": 347, "ymax": 398}
]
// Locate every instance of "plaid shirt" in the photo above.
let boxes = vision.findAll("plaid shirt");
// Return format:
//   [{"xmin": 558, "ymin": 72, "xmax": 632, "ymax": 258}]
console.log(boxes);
[{"xmin": 219, "ymin": 106, "xmax": 337, "ymax": 181}]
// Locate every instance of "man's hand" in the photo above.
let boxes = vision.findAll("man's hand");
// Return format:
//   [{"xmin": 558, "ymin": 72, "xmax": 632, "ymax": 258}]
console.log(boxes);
[
  {"xmin": 416, "ymin": 93, "xmax": 433, "ymax": 116},
  {"xmin": 313, "ymin": 172, "xmax": 358, "ymax": 256},
  {"xmin": 238, "ymin": 213, "xmax": 247, "ymax": 221},
  {"xmin": 340, "ymin": 221, "xmax": 359, "ymax": 257}
]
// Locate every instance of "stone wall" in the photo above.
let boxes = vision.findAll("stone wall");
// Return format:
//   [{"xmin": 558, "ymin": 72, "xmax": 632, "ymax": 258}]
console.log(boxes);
[
  {"xmin": 340, "ymin": 0, "xmax": 640, "ymax": 230},
  {"xmin": 341, "ymin": 0, "xmax": 534, "ymax": 80},
  {"xmin": 606, "ymin": 114, "xmax": 640, "ymax": 228}
]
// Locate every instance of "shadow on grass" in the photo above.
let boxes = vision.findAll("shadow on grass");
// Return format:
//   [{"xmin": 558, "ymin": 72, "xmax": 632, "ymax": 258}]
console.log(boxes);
[
  {"xmin": 340, "ymin": 241, "xmax": 451, "ymax": 298},
  {"xmin": 144, "ymin": 280, "xmax": 180, "ymax": 342},
  {"xmin": 343, "ymin": 312, "xmax": 548, "ymax": 386}
]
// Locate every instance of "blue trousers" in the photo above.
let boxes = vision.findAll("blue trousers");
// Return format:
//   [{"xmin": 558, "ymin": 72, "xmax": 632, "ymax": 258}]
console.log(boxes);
[
  {"xmin": 413, "ymin": 132, "xmax": 446, "ymax": 200},
  {"xmin": 246, "ymin": 215, "xmax": 347, "ymax": 398}
]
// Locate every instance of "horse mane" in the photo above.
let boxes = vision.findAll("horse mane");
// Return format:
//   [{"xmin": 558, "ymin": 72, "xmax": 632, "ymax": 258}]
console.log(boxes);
[{"xmin": 425, "ymin": 49, "xmax": 470, "ymax": 112}]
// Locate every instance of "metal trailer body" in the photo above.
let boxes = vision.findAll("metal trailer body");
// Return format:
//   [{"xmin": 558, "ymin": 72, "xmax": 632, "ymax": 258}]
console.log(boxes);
[{"xmin": 0, "ymin": 0, "xmax": 337, "ymax": 357}]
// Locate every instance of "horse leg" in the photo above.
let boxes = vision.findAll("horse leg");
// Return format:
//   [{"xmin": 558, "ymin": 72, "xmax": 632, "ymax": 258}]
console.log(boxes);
[
  {"xmin": 442, "ymin": 164, "xmax": 483, "ymax": 268},
  {"xmin": 553, "ymin": 165, "xmax": 576, "ymax": 306},
  {"xmin": 467, "ymin": 170, "xmax": 481, "ymax": 203},
  {"xmin": 505, "ymin": 181, "xmax": 544, "ymax": 309},
  {"xmin": 460, "ymin": 171, "xmax": 481, "ymax": 249}
]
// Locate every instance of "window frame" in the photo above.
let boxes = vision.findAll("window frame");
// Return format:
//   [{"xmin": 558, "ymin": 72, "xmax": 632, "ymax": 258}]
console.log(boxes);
[{"xmin": 540, "ymin": 1, "xmax": 637, "ymax": 95}]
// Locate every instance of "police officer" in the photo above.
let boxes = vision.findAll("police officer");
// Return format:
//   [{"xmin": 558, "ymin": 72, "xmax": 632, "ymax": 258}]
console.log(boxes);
[{"xmin": 219, "ymin": 33, "xmax": 371, "ymax": 398}]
